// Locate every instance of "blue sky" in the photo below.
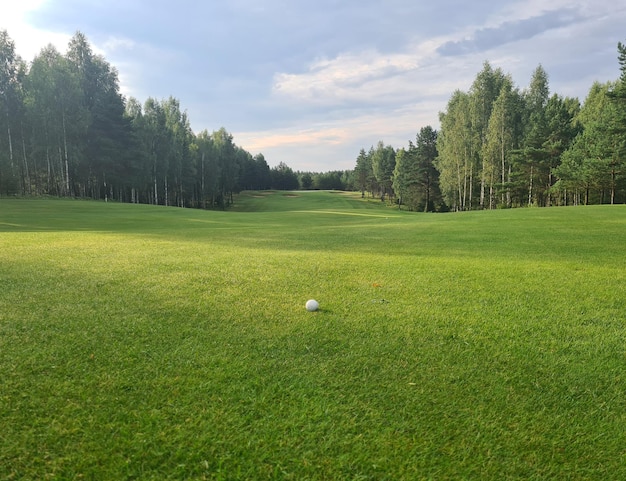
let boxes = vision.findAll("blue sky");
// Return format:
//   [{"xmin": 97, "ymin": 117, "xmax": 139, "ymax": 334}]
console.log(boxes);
[{"xmin": 3, "ymin": 0, "xmax": 626, "ymax": 171}]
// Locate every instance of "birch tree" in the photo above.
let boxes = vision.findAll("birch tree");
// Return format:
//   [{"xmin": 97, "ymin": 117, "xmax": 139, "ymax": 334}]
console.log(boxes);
[
  {"xmin": 0, "ymin": 30, "xmax": 24, "ymax": 194},
  {"xmin": 484, "ymin": 78, "xmax": 520, "ymax": 208},
  {"xmin": 371, "ymin": 141, "xmax": 396, "ymax": 202},
  {"xmin": 26, "ymin": 45, "xmax": 86, "ymax": 196},
  {"xmin": 163, "ymin": 97, "xmax": 194, "ymax": 207},
  {"xmin": 436, "ymin": 90, "xmax": 474, "ymax": 210},
  {"xmin": 392, "ymin": 146, "xmax": 414, "ymax": 209},
  {"xmin": 470, "ymin": 62, "xmax": 506, "ymax": 208}
]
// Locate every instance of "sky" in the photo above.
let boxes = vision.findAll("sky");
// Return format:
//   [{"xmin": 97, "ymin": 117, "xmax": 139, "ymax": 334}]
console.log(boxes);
[{"xmin": 2, "ymin": 0, "xmax": 626, "ymax": 172}]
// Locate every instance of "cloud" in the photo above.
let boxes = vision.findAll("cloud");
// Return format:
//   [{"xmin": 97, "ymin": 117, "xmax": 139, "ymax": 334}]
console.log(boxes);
[
  {"xmin": 4, "ymin": 0, "xmax": 626, "ymax": 174},
  {"xmin": 97, "ymin": 36, "xmax": 187, "ymax": 100},
  {"xmin": 235, "ymin": 99, "xmax": 445, "ymax": 170},
  {"xmin": 0, "ymin": 0, "xmax": 70, "ymax": 60},
  {"xmin": 273, "ymin": 50, "xmax": 418, "ymax": 104},
  {"xmin": 270, "ymin": 37, "xmax": 465, "ymax": 108},
  {"xmin": 101, "ymin": 35, "xmax": 136, "ymax": 53},
  {"xmin": 437, "ymin": 8, "xmax": 583, "ymax": 56}
]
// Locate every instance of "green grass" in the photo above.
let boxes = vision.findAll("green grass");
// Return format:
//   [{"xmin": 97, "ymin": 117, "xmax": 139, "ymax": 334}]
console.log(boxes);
[{"xmin": 1, "ymin": 192, "xmax": 625, "ymax": 480}]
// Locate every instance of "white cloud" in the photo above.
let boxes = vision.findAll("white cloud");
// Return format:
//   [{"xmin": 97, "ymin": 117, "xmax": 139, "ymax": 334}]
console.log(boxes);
[
  {"xmin": 246, "ymin": 0, "xmax": 626, "ymax": 171},
  {"xmin": 235, "ymin": 99, "xmax": 444, "ymax": 171},
  {"xmin": 100, "ymin": 36, "xmax": 136, "ymax": 54},
  {"xmin": 0, "ymin": 0, "xmax": 70, "ymax": 61},
  {"xmin": 269, "ymin": 1, "xmax": 598, "ymax": 110},
  {"xmin": 3, "ymin": 0, "xmax": 625, "ymax": 174},
  {"xmin": 494, "ymin": 0, "xmax": 621, "ymax": 23},
  {"xmin": 270, "ymin": 36, "xmax": 469, "ymax": 109},
  {"xmin": 273, "ymin": 49, "xmax": 419, "ymax": 101}
]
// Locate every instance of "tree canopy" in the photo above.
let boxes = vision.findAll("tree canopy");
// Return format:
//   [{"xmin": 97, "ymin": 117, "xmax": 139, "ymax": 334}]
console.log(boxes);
[
  {"xmin": 354, "ymin": 42, "xmax": 626, "ymax": 209},
  {"xmin": 2, "ymin": 29, "xmax": 625, "ymax": 210},
  {"xmin": 0, "ymin": 30, "xmax": 283, "ymax": 207}
]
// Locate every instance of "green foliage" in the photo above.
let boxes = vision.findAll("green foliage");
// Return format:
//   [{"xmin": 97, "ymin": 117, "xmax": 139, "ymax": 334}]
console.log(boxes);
[
  {"xmin": 1, "ymin": 195, "xmax": 626, "ymax": 479},
  {"xmin": 0, "ymin": 30, "xmax": 27, "ymax": 195},
  {"xmin": 436, "ymin": 90, "xmax": 474, "ymax": 210},
  {"xmin": 617, "ymin": 41, "xmax": 626, "ymax": 84},
  {"xmin": 0, "ymin": 30, "xmax": 271, "ymax": 206},
  {"xmin": 432, "ymin": 55, "xmax": 609, "ymax": 209},
  {"xmin": 312, "ymin": 171, "xmax": 345, "ymax": 190},
  {"xmin": 299, "ymin": 172, "xmax": 313, "ymax": 189},
  {"xmin": 393, "ymin": 127, "xmax": 442, "ymax": 211},
  {"xmin": 270, "ymin": 162, "xmax": 299, "ymax": 190},
  {"xmin": 354, "ymin": 147, "xmax": 378, "ymax": 198},
  {"xmin": 361, "ymin": 43, "xmax": 626, "ymax": 210},
  {"xmin": 370, "ymin": 141, "xmax": 396, "ymax": 201},
  {"xmin": 555, "ymin": 82, "xmax": 625, "ymax": 204}
]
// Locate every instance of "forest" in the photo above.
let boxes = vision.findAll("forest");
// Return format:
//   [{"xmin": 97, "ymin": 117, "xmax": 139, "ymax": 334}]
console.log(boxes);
[
  {"xmin": 355, "ymin": 43, "xmax": 626, "ymax": 211},
  {"xmin": 0, "ymin": 30, "xmax": 305, "ymax": 208},
  {"xmin": 1, "ymin": 29, "xmax": 625, "ymax": 210}
]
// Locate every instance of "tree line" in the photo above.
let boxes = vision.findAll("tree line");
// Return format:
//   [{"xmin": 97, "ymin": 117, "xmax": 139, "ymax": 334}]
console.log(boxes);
[
  {"xmin": 0, "ymin": 30, "xmax": 334, "ymax": 207},
  {"xmin": 353, "ymin": 43, "xmax": 626, "ymax": 211},
  {"xmin": 4, "ymin": 29, "xmax": 624, "ymax": 210}
]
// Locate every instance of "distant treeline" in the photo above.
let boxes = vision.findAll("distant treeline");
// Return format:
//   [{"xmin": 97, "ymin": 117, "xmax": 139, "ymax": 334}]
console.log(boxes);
[
  {"xmin": 1, "ymin": 30, "xmax": 352, "ymax": 207},
  {"xmin": 3, "ymin": 29, "xmax": 624, "ymax": 210},
  {"xmin": 354, "ymin": 43, "xmax": 626, "ymax": 211}
]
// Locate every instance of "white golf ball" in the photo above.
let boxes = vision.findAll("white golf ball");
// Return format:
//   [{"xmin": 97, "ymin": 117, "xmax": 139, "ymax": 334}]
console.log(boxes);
[{"xmin": 306, "ymin": 299, "xmax": 319, "ymax": 312}]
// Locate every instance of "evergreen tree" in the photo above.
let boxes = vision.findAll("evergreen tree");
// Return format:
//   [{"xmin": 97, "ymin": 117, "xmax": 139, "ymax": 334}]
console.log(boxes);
[
  {"xmin": 512, "ymin": 65, "xmax": 552, "ymax": 206},
  {"xmin": 394, "ymin": 127, "xmax": 441, "ymax": 211},
  {"xmin": 271, "ymin": 162, "xmax": 299, "ymax": 190},
  {"xmin": 414, "ymin": 126, "xmax": 442, "ymax": 212},
  {"xmin": 557, "ymin": 82, "xmax": 624, "ymax": 204},
  {"xmin": 354, "ymin": 148, "xmax": 371, "ymax": 197}
]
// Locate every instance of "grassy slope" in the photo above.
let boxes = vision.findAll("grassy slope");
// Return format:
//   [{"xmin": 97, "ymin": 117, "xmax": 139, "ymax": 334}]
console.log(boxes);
[{"xmin": 1, "ymin": 192, "xmax": 625, "ymax": 480}]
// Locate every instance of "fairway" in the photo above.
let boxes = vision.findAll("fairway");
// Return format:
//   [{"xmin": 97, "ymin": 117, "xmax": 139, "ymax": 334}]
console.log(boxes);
[{"xmin": 1, "ymin": 192, "xmax": 626, "ymax": 480}]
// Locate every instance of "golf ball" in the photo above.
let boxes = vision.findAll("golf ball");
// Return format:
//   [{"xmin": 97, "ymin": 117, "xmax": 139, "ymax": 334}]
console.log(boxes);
[{"xmin": 306, "ymin": 299, "xmax": 319, "ymax": 311}]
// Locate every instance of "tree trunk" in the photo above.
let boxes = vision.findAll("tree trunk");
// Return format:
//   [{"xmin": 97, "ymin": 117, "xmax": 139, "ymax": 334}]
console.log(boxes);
[
  {"xmin": 611, "ymin": 166, "xmax": 616, "ymax": 205},
  {"xmin": 424, "ymin": 173, "xmax": 431, "ymax": 213},
  {"xmin": 153, "ymin": 172, "xmax": 158, "ymax": 205},
  {"xmin": 457, "ymin": 156, "xmax": 463, "ymax": 210},
  {"xmin": 528, "ymin": 165, "xmax": 533, "ymax": 207},
  {"xmin": 5, "ymin": 106, "xmax": 14, "ymax": 170},
  {"xmin": 62, "ymin": 112, "xmax": 70, "ymax": 196},
  {"xmin": 501, "ymin": 131, "xmax": 506, "ymax": 207},
  {"xmin": 152, "ymin": 150, "xmax": 158, "ymax": 205},
  {"xmin": 507, "ymin": 164, "xmax": 511, "ymax": 207},
  {"xmin": 480, "ymin": 154, "xmax": 486, "ymax": 209},
  {"xmin": 46, "ymin": 145, "xmax": 52, "ymax": 194},
  {"xmin": 469, "ymin": 168, "xmax": 473, "ymax": 211},
  {"xmin": 58, "ymin": 145, "xmax": 64, "ymax": 196},
  {"xmin": 547, "ymin": 172, "xmax": 553, "ymax": 207},
  {"xmin": 21, "ymin": 127, "xmax": 30, "ymax": 195},
  {"xmin": 201, "ymin": 152, "xmax": 207, "ymax": 208}
]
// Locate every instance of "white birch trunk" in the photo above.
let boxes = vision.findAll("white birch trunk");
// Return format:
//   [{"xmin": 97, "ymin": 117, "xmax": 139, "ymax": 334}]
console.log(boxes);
[
  {"xmin": 62, "ymin": 111, "xmax": 70, "ymax": 195},
  {"xmin": 528, "ymin": 165, "xmax": 533, "ymax": 207}
]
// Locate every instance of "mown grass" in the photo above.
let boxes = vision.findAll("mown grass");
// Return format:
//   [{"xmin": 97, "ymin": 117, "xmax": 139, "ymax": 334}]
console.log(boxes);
[{"xmin": 1, "ymin": 192, "xmax": 625, "ymax": 480}]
